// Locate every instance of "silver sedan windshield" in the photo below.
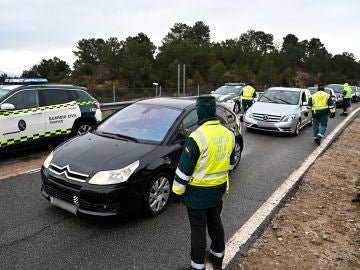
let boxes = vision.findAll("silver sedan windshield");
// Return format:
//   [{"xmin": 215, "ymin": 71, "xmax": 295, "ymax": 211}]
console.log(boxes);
[{"xmin": 259, "ymin": 90, "xmax": 300, "ymax": 105}]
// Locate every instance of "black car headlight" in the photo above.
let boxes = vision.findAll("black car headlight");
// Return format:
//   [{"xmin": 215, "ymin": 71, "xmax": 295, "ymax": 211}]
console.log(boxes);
[{"xmin": 88, "ymin": 160, "xmax": 139, "ymax": 185}]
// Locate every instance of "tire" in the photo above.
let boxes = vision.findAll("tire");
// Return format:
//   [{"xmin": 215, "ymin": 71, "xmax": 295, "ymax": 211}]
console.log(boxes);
[
  {"xmin": 293, "ymin": 120, "xmax": 301, "ymax": 136},
  {"xmin": 232, "ymin": 139, "xmax": 242, "ymax": 170},
  {"xmin": 73, "ymin": 121, "xmax": 94, "ymax": 135},
  {"xmin": 233, "ymin": 101, "xmax": 240, "ymax": 114},
  {"xmin": 144, "ymin": 172, "xmax": 171, "ymax": 216}
]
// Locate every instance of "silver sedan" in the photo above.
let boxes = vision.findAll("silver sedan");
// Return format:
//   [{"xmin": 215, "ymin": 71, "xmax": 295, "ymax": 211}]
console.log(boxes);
[{"xmin": 244, "ymin": 87, "xmax": 312, "ymax": 135}]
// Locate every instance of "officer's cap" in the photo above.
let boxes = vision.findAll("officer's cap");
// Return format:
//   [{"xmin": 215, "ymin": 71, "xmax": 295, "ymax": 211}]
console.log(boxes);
[
  {"xmin": 196, "ymin": 95, "xmax": 216, "ymax": 106},
  {"xmin": 317, "ymin": 84, "xmax": 324, "ymax": 91}
]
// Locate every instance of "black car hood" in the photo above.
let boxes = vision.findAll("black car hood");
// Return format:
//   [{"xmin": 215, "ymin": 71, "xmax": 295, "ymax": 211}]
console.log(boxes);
[{"xmin": 52, "ymin": 132, "xmax": 158, "ymax": 176}]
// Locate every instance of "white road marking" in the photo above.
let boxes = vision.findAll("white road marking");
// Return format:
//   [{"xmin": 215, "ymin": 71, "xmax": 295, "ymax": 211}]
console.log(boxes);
[
  {"xmin": 211, "ymin": 107, "xmax": 360, "ymax": 269},
  {"xmin": 24, "ymin": 168, "xmax": 41, "ymax": 174}
]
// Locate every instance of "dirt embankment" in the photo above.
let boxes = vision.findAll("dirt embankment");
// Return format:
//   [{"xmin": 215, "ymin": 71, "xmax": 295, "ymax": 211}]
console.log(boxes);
[{"xmin": 237, "ymin": 117, "xmax": 360, "ymax": 270}]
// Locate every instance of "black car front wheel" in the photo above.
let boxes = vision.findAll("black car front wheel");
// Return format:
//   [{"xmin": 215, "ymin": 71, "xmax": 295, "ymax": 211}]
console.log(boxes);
[
  {"xmin": 144, "ymin": 172, "xmax": 171, "ymax": 216},
  {"xmin": 232, "ymin": 139, "xmax": 242, "ymax": 170}
]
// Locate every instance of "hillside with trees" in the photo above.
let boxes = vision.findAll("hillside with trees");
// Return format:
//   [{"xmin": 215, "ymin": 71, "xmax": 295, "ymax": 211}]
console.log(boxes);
[{"xmin": 1, "ymin": 21, "xmax": 360, "ymax": 97}]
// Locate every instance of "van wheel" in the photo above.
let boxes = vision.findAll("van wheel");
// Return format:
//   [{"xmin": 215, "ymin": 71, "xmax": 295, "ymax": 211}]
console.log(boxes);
[
  {"xmin": 73, "ymin": 121, "xmax": 94, "ymax": 135},
  {"xmin": 144, "ymin": 172, "xmax": 171, "ymax": 216}
]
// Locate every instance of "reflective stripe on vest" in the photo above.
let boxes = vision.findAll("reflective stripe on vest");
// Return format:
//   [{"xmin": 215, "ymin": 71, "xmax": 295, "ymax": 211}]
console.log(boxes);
[
  {"xmin": 311, "ymin": 91, "xmax": 329, "ymax": 111},
  {"xmin": 343, "ymin": 85, "xmax": 352, "ymax": 99},
  {"xmin": 242, "ymin": 86, "xmax": 255, "ymax": 100},
  {"xmin": 189, "ymin": 120, "xmax": 234, "ymax": 189}
]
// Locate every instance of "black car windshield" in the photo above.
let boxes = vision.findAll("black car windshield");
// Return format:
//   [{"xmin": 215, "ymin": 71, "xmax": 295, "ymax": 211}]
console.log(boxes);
[
  {"xmin": 97, "ymin": 104, "xmax": 181, "ymax": 143},
  {"xmin": 259, "ymin": 89, "xmax": 300, "ymax": 105},
  {"xmin": 214, "ymin": 86, "xmax": 241, "ymax": 95},
  {"xmin": 308, "ymin": 87, "xmax": 332, "ymax": 95},
  {"xmin": 327, "ymin": 84, "xmax": 343, "ymax": 94}
]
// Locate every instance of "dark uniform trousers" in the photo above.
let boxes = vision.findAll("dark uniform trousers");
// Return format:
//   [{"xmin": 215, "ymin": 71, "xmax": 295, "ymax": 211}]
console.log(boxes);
[
  {"xmin": 241, "ymin": 100, "xmax": 253, "ymax": 115},
  {"xmin": 343, "ymin": 98, "xmax": 351, "ymax": 114},
  {"xmin": 187, "ymin": 201, "xmax": 225, "ymax": 267}
]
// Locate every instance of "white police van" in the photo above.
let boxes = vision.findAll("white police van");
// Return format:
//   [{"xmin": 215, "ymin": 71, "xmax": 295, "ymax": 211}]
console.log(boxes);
[{"xmin": 0, "ymin": 78, "xmax": 102, "ymax": 150}]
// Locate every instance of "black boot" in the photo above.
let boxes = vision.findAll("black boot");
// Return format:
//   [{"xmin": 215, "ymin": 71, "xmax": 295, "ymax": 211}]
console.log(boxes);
[{"xmin": 206, "ymin": 251, "xmax": 223, "ymax": 270}]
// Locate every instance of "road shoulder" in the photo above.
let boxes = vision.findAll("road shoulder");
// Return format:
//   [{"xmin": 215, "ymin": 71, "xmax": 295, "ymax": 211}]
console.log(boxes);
[{"xmin": 236, "ymin": 116, "xmax": 360, "ymax": 269}]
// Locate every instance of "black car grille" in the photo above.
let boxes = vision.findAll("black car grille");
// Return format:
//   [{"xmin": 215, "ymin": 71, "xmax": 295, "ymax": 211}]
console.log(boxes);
[
  {"xmin": 44, "ymin": 184, "xmax": 76, "ymax": 204},
  {"xmin": 49, "ymin": 175, "xmax": 82, "ymax": 190},
  {"xmin": 49, "ymin": 164, "xmax": 88, "ymax": 182}
]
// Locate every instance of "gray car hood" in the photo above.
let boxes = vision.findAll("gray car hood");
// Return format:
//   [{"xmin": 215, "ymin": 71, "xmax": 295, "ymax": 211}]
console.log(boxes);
[{"xmin": 251, "ymin": 102, "xmax": 299, "ymax": 116}]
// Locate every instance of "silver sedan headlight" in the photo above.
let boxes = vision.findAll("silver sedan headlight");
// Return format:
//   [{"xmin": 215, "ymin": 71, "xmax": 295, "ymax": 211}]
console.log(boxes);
[
  {"xmin": 281, "ymin": 114, "xmax": 296, "ymax": 122},
  {"xmin": 245, "ymin": 109, "xmax": 253, "ymax": 118},
  {"xmin": 89, "ymin": 160, "xmax": 139, "ymax": 185}
]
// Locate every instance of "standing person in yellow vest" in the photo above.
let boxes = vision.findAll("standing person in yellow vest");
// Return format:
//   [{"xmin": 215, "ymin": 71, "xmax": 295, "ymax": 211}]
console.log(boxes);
[
  {"xmin": 240, "ymin": 84, "xmax": 256, "ymax": 121},
  {"xmin": 306, "ymin": 83, "xmax": 335, "ymax": 145},
  {"xmin": 342, "ymin": 83, "xmax": 352, "ymax": 116},
  {"xmin": 173, "ymin": 96, "xmax": 235, "ymax": 270}
]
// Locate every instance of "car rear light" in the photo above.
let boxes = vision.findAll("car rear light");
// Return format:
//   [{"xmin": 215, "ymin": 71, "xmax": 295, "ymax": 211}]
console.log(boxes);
[{"xmin": 95, "ymin": 102, "xmax": 101, "ymax": 110}]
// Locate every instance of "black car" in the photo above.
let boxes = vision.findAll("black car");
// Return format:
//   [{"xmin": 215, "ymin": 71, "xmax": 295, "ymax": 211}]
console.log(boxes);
[
  {"xmin": 326, "ymin": 84, "xmax": 345, "ymax": 107},
  {"xmin": 350, "ymin": 86, "xmax": 360, "ymax": 103},
  {"xmin": 41, "ymin": 97, "xmax": 243, "ymax": 217},
  {"xmin": 307, "ymin": 86, "xmax": 337, "ymax": 105}
]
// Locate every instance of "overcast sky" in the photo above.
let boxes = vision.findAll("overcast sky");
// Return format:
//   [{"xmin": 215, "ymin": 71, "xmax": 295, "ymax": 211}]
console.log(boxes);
[{"xmin": 1, "ymin": 0, "xmax": 359, "ymax": 75}]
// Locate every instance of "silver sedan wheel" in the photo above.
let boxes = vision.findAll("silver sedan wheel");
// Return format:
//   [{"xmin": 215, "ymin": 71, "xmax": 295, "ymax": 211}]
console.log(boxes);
[
  {"xmin": 149, "ymin": 176, "xmax": 170, "ymax": 213},
  {"xmin": 77, "ymin": 124, "xmax": 93, "ymax": 135}
]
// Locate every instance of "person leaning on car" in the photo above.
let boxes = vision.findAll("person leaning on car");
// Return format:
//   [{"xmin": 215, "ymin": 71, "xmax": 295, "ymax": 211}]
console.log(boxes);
[
  {"xmin": 342, "ymin": 83, "xmax": 352, "ymax": 116},
  {"xmin": 306, "ymin": 83, "xmax": 336, "ymax": 145},
  {"xmin": 240, "ymin": 84, "xmax": 256, "ymax": 121},
  {"xmin": 172, "ymin": 95, "xmax": 235, "ymax": 270}
]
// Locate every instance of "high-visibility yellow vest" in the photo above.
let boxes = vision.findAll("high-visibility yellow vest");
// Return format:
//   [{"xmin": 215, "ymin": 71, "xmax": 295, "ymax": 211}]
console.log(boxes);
[
  {"xmin": 343, "ymin": 84, "xmax": 352, "ymax": 99},
  {"xmin": 189, "ymin": 120, "xmax": 234, "ymax": 189},
  {"xmin": 242, "ymin": 86, "xmax": 255, "ymax": 100},
  {"xmin": 311, "ymin": 91, "xmax": 329, "ymax": 111}
]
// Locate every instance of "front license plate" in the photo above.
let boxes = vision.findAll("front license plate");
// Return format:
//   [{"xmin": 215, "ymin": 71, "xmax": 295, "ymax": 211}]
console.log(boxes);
[{"xmin": 50, "ymin": 196, "xmax": 78, "ymax": 214}]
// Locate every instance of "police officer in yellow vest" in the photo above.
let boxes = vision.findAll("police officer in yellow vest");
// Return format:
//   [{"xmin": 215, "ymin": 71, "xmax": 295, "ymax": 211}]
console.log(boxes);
[
  {"xmin": 306, "ymin": 84, "xmax": 335, "ymax": 145},
  {"xmin": 240, "ymin": 84, "xmax": 256, "ymax": 121},
  {"xmin": 173, "ymin": 95, "xmax": 235, "ymax": 270},
  {"xmin": 342, "ymin": 83, "xmax": 352, "ymax": 116}
]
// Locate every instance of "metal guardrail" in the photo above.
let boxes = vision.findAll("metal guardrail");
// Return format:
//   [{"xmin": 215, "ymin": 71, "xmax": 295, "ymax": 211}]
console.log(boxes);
[{"xmin": 100, "ymin": 101, "xmax": 136, "ymax": 111}]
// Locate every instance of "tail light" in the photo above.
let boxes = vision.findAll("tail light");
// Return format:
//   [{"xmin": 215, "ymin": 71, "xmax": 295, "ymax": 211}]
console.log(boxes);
[{"xmin": 95, "ymin": 102, "xmax": 101, "ymax": 110}]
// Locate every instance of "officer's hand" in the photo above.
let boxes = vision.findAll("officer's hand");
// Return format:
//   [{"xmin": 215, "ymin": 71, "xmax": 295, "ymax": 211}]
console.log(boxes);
[
  {"xmin": 304, "ymin": 112, "xmax": 309, "ymax": 117},
  {"xmin": 172, "ymin": 194, "xmax": 182, "ymax": 203}
]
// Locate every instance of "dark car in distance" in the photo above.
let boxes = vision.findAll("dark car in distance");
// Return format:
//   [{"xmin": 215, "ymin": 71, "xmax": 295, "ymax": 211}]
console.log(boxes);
[{"xmin": 41, "ymin": 97, "xmax": 243, "ymax": 217}]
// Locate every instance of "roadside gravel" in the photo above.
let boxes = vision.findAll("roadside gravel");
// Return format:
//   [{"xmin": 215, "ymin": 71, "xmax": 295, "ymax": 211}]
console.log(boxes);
[{"xmin": 236, "ymin": 116, "xmax": 360, "ymax": 270}]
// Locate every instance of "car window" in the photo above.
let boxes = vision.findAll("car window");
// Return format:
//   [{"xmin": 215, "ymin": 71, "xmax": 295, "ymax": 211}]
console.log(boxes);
[
  {"xmin": 74, "ymin": 90, "xmax": 94, "ymax": 101},
  {"xmin": 301, "ymin": 92, "xmax": 307, "ymax": 102},
  {"xmin": 5, "ymin": 90, "xmax": 39, "ymax": 109},
  {"xmin": 225, "ymin": 109, "xmax": 236, "ymax": 124},
  {"xmin": 214, "ymin": 86, "xmax": 241, "ymax": 95},
  {"xmin": 98, "ymin": 104, "xmax": 181, "ymax": 143},
  {"xmin": 216, "ymin": 107, "xmax": 228, "ymax": 124},
  {"xmin": 39, "ymin": 89, "xmax": 73, "ymax": 106},
  {"xmin": 182, "ymin": 109, "xmax": 199, "ymax": 131}
]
